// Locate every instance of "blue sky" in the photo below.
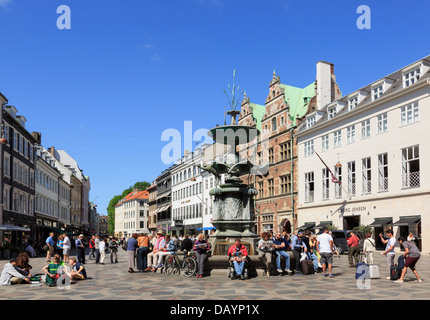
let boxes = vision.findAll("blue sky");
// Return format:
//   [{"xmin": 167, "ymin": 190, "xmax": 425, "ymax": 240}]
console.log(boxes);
[{"xmin": 1, "ymin": 0, "xmax": 429, "ymax": 214}]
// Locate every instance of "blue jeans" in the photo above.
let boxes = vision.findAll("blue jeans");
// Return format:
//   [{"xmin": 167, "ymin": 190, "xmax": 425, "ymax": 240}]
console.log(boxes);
[
  {"xmin": 137, "ymin": 247, "xmax": 149, "ymax": 270},
  {"xmin": 233, "ymin": 261, "xmax": 245, "ymax": 275},
  {"xmin": 308, "ymin": 252, "xmax": 319, "ymax": 271},
  {"xmin": 275, "ymin": 251, "xmax": 290, "ymax": 270}
]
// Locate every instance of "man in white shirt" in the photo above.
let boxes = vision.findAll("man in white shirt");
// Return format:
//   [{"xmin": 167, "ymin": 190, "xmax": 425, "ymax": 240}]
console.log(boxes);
[
  {"xmin": 62, "ymin": 233, "xmax": 71, "ymax": 263},
  {"xmin": 380, "ymin": 229, "xmax": 396, "ymax": 279},
  {"xmin": 99, "ymin": 238, "xmax": 106, "ymax": 265},
  {"xmin": 316, "ymin": 227, "xmax": 334, "ymax": 278},
  {"xmin": 0, "ymin": 258, "xmax": 31, "ymax": 286}
]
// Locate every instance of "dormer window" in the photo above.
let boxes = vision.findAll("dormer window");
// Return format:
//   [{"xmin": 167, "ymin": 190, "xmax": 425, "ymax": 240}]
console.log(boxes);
[
  {"xmin": 306, "ymin": 115, "xmax": 316, "ymax": 129},
  {"xmin": 328, "ymin": 106, "xmax": 337, "ymax": 119},
  {"xmin": 372, "ymin": 85, "xmax": 383, "ymax": 101},
  {"xmin": 348, "ymin": 96, "xmax": 358, "ymax": 111},
  {"xmin": 403, "ymin": 67, "xmax": 421, "ymax": 87}
]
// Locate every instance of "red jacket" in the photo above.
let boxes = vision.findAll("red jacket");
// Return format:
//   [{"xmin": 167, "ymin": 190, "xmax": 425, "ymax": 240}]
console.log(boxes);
[
  {"xmin": 89, "ymin": 239, "xmax": 95, "ymax": 249},
  {"xmin": 228, "ymin": 244, "xmax": 248, "ymax": 258},
  {"xmin": 347, "ymin": 234, "xmax": 359, "ymax": 247}
]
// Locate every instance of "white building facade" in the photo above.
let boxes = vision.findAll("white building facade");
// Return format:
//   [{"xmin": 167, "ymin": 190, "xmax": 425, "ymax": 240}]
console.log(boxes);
[
  {"xmin": 115, "ymin": 189, "xmax": 150, "ymax": 237},
  {"xmin": 296, "ymin": 56, "xmax": 430, "ymax": 253}
]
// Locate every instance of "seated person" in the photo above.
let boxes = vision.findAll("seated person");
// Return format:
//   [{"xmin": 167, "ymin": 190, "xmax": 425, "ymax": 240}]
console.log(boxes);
[
  {"xmin": 42, "ymin": 255, "xmax": 63, "ymax": 286},
  {"xmin": 67, "ymin": 257, "xmax": 87, "ymax": 280},
  {"xmin": 227, "ymin": 239, "xmax": 248, "ymax": 280},
  {"xmin": 16, "ymin": 252, "xmax": 33, "ymax": 275},
  {"xmin": 25, "ymin": 241, "xmax": 37, "ymax": 258},
  {"xmin": 180, "ymin": 235, "xmax": 193, "ymax": 252},
  {"xmin": 156, "ymin": 235, "xmax": 176, "ymax": 268},
  {"xmin": 257, "ymin": 232, "xmax": 275, "ymax": 276},
  {"xmin": 0, "ymin": 258, "xmax": 31, "ymax": 286},
  {"xmin": 273, "ymin": 232, "xmax": 293, "ymax": 274}
]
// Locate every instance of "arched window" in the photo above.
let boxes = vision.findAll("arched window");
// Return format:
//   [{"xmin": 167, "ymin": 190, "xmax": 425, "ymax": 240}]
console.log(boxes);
[
  {"xmin": 188, "ymin": 168, "xmax": 191, "ymax": 178},
  {"xmin": 280, "ymin": 116, "xmax": 285, "ymax": 125},
  {"xmin": 184, "ymin": 170, "xmax": 187, "ymax": 180}
]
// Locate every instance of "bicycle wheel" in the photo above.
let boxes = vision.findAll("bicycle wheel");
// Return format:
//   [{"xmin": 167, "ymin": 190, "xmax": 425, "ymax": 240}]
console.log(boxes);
[
  {"xmin": 164, "ymin": 256, "xmax": 176, "ymax": 275},
  {"xmin": 182, "ymin": 257, "xmax": 197, "ymax": 277}
]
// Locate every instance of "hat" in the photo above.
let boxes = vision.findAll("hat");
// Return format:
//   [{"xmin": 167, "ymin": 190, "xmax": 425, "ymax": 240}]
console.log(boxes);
[
  {"xmin": 157, "ymin": 230, "xmax": 164, "ymax": 235},
  {"xmin": 79, "ymin": 234, "xmax": 84, "ymax": 237}
]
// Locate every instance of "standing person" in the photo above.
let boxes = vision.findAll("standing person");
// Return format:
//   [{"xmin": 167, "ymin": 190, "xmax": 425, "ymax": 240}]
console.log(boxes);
[
  {"xmin": 89, "ymin": 235, "xmax": 96, "ymax": 260},
  {"xmin": 273, "ymin": 232, "xmax": 293, "ymax": 274},
  {"xmin": 127, "ymin": 233, "xmax": 139, "ymax": 273},
  {"xmin": 45, "ymin": 232, "xmax": 55, "ymax": 263},
  {"xmin": 394, "ymin": 237, "xmax": 423, "ymax": 284},
  {"xmin": 380, "ymin": 229, "xmax": 396, "ymax": 279},
  {"xmin": 75, "ymin": 234, "xmax": 86, "ymax": 264},
  {"xmin": 95, "ymin": 234, "xmax": 101, "ymax": 264},
  {"xmin": 407, "ymin": 232, "xmax": 415, "ymax": 242},
  {"xmin": 109, "ymin": 237, "xmax": 119, "ymax": 263},
  {"xmin": 227, "ymin": 239, "xmax": 248, "ymax": 280},
  {"xmin": 56, "ymin": 235, "xmax": 64, "ymax": 261},
  {"xmin": 62, "ymin": 233, "xmax": 71, "ymax": 263},
  {"xmin": 137, "ymin": 233, "xmax": 150, "ymax": 272},
  {"xmin": 362, "ymin": 233, "xmax": 376, "ymax": 265},
  {"xmin": 99, "ymin": 237, "xmax": 106, "ymax": 265},
  {"xmin": 291, "ymin": 231, "xmax": 305, "ymax": 275},
  {"xmin": 193, "ymin": 233, "xmax": 211, "ymax": 278},
  {"xmin": 257, "ymin": 232, "xmax": 275, "ymax": 276},
  {"xmin": 316, "ymin": 227, "xmax": 334, "ymax": 278},
  {"xmin": 347, "ymin": 231, "xmax": 360, "ymax": 268}
]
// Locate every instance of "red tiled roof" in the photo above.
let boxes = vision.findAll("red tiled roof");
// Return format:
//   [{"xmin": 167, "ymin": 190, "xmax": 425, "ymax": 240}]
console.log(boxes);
[{"xmin": 115, "ymin": 189, "xmax": 149, "ymax": 207}]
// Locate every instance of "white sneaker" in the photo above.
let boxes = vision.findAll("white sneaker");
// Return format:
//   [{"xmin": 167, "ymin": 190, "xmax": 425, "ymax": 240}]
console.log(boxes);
[
  {"xmin": 386, "ymin": 276, "xmax": 391, "ymax": 280},
  {"xmin": 393, "ymin": 280, "xmax": 403, "ymax": 283},
  {"xmin": 277, "ymin": 269, "xmax": 283, "ymax": 273},
  {"xmin": 415, "ymin": 279, "xmax": 423, "ymax": 283}
]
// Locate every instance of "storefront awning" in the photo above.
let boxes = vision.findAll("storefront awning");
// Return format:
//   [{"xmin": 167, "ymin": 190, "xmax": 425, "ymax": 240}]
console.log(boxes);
[
  {"xmin": 393, "ymin": 216, "xmax": 421, "ymax": 226},
  {"xmin": 314, "ymin": 221, "xmax": 332, "ymax": 229},
  {"xmin": 369, "ymin": 217, "xmax": 392, "ymax": 227},
  {"xmin": 297, "ymin": 222, "xmax": 315, "ymax": 230},
  {"xmin": 0, "ymin": 225, "xmax": 30, "ymax": 231}
]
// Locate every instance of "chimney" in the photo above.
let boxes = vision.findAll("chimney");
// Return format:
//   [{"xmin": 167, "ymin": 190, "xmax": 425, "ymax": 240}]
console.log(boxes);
[
  {"xmin": 316, "ymin": 61, "xmax": 334, "ymax": 110},
  {"xmin": 31, "ymin": 132, "xmax": 42, "ymax": 145},
  {"xmin": 184, "ymin": 150, "xmax": 190, "ymax": 157},
  {"xmin": 48, "ymin": 146, "xmax": 55, "ymax": 157}
]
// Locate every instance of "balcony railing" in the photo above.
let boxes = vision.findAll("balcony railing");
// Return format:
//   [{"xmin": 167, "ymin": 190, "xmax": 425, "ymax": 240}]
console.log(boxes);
[
  {"xmin": 305, "ymin": 191, "xmax": 315, "ymax": 203},
  {"xmin": 402, "ymin": 171, "xmax": 420, "ymax": 188},
  {"xmin": 378, "ymin": 177, "xmax": 389, "ymax": 192},
  {"xmin": 322, "ymin": 188, "xmax": 330, "ymax": 200},
  {"xmin": 348, "ymin": 183, "xmax": 356, "ymax": 196},
  {"xmin": 363, "ymin": 180, "xmax": 372, "ymax": 194},
  {"xmin": 335, "ymin": 184, "xmax": 342, "ymax": 198}
]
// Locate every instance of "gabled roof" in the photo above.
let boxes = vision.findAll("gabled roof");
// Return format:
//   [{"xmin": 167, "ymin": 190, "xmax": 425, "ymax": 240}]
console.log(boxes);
[{"xmin": 115, "ymin": 190, "xmax": 149, "ymax": 207}]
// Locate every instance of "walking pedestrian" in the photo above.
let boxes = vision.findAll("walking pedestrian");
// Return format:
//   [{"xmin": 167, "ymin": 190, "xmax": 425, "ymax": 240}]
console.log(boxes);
[
  {"xmin": 362, "ymin": 233, "xmax": 376, "ymax": 265},
  {"xmin": 394, "ymin": 236, "xmax": 423, "ymax": 283},
  {"xmin": 127, "ymin": 233, "xmax": 139, "ymax": 273},
  {"xmin": 137, "ymin": 233, "xmax": 150, "ymax": 272},
  {"xmin": 75, "ymin": 234, "xmax": 86, "ymax": 264},
  {"xmin": 89, "ymin": 235, "xmax": 96, "ymax": 259},
  {"xmin": 45, "ymin": 232, "xmax": 55, "ymax": 263},
  {"xmin": 99, "ymin": 237, "xmax": 106, "ymax": 265},
  {"xmin": 347, "ymin": 231, "xmax": 360, "ymax": 267},
  {"xmin": 193, "ymin": 233, "xmax": 211, "ymax": 278},
  {"xmin": 380, "ymin": 229, "xmax": 396, "ymax": 279},
  {"xmin": 109, "ymin": 237, "xmax": 119, "ymax": 263},
  {"xmin": 316, "ymin": 227, "xmax": 334, "ymax": 278},
  {"xmin": 62, "ymin": 233, "xmax": 71, "ymax": 263}
]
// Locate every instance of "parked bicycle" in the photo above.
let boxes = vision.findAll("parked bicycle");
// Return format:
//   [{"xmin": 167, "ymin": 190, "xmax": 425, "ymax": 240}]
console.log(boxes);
[{"xmin": 164, "ymin": 250, "xmax": 197, "ymax": 277}]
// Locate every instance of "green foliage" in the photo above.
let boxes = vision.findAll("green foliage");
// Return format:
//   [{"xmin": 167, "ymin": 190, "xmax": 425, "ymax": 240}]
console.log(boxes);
[
  {"xmin": 327, "ymin": 224, "xmax": 338, "ymax": 231},
  {"xmin": 106, "ymin": 181, "xmax": 150, "ymax": 234},
  {"xmin": 353, "ymin": 225, "xmax": 372, "ymax": 235}
]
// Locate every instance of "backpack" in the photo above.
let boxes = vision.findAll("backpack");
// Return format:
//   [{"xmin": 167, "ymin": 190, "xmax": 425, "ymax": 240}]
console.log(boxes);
[
  {"xmin": 300, "ymin": 259, "xmax": 315, "ymax": 275},
  {"xmin": 45, "ymin": 263, "xmax": 60, "ymax": 285}
]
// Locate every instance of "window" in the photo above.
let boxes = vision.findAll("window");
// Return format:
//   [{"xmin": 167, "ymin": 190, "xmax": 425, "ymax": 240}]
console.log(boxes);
[
  {"xmin": 401, "ymin": 101, "xmax": 419, "ymax": 126},
  {"xmin": 258, "ymin": 181, "xmax": 264, "ymax": 198},
  {"xmin": 403, "ymin": 67, "xmax": 421, "ymax": 87},
  {"xmin": 322, "ymin": 169, "xmax": 330, "ymax": 200},
  {"xmin": 322, "ymin": 135, "xmax": 329, "ymax": 152},
  {"xmin": 349, "ymin": 96, "xmax": 358, "ymax": 111},
  {"xmin": 304, "ymin": 140, "xmax": 314, "ymax": 157},
  {"xmin": 334, "ymin": 166, "xmax": 342, "ymax": 198},
  {"xmin": 378, "ymin": 153, "xmax": 388, "ymax": 192},
  {"xmin": 272, "ymin": 118, "xmax": 277, "ymax": 132},
  {"xmin": 305, "ymin": 172, "xmax": 315, "ymax": 203},
  {"xmin": 269, "ymin": 147, "xmax": 274, "ymax": 164},
  {"xmin": 347, "ymin": 125, "xmax": 355, "ymax": 144},
  {"xmin": 306, "ymin": 115, "xmax": 316, "ymax": 129},
  {"xmin": 361, "ymin": 119, "xmax": 371, "ymax": 139},
  {"xmin": 372, "ymin": 85, "xmax": 383, "ymax": 101},
  {"xmin": 3, "ymin": 125, "xmax": 9, "ymax": 143},
  {"xmin": 280, "ymin": 175, "xmax": 291, "ymax": 194},
  {"xmin": 280, "ymin": 141, "xmax": 291, "ymax": 161},
  {"xmin": 378, "ymin": 113, "xmax": 388, "ymax": 133},
  {"xmin": 328, "ymin": 106, "xmax": 337, "ymax": 119},
  {"xmin": 347, "ymin": 161, "xmax": 356, "ymax": 196},
  {"xmin": 402, "ymin": 145, "xmax": 420, "ymax": 188},
  {"xmin": 362, "ymin": 157, "xmax": 371, "ymax": 194},
  {"xmin": 334, "ymin": 130, "xmax": 342, "ymax": 148},
  {"xmin": 268, "ymin": 179, "xmax": 274, "ymax": 196}
]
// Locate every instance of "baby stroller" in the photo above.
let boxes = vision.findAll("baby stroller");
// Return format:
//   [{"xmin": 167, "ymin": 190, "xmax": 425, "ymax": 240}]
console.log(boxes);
[{"xmin": 228, "ymin": 252, "xmax": 249, "ymax": 280}]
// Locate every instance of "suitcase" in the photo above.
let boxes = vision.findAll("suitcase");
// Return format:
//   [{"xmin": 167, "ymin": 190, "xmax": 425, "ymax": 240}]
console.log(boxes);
[
  {"xmin": 300, "ymin": 259, "xmax": 315, "ymax": 275},
  {"xmin": 368, "ymin": 264, "xmax": 380, "ymax": 279},
  {"xmin": 390, "ymin": 264, "xmax": 400, "ymax": 280}
]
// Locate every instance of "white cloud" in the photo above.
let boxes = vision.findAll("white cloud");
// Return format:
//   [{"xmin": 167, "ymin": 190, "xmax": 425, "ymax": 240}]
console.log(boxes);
[
  {"xmin": 140, "ymin": 43, "xmax": 156, "ymax": 50},
  {"xmin": 0, "ymin": 0, "xmax": 12, "ymax": 8},
  {"xmin": 150, "ymin": 53, "xmax": 161, "ymax": 62}
]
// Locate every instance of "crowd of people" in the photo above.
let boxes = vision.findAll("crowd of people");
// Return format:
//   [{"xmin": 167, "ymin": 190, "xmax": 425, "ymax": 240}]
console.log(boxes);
[{"xmin": 0, "ymin": 228, "xmax": 423, "ymax": 286}]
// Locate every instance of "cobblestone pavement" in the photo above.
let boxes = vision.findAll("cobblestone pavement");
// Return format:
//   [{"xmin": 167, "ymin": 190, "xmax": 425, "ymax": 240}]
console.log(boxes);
[{"xmin": 0, "ymin": 250, "xmax": 429, "ymax": 300}]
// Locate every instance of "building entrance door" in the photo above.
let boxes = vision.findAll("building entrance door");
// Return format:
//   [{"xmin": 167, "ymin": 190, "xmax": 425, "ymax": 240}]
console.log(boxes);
[{"xmin": 343, "ymin": 216, "xmax": 360, "ymax": 231}]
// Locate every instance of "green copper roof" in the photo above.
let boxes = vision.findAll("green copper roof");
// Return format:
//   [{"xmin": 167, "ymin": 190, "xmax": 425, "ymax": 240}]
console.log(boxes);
[
  {"xmin": 279, "ymin": 82, "xmax": 316, "ymax": 122},
  {"xmin": 249, "ymin": 103, "xmax": 266, "ymax": 131}
]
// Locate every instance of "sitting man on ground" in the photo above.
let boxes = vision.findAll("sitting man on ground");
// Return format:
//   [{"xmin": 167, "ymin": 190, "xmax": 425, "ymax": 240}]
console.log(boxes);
[
  {"xmin": 227, "ymin": 238, "xmax": 248, "ymax": 280},
  {"xmin": 0, "ymin": 258, "xmax": 31, "ymax": 286},
  {"xmin": 67, "ymin": 257, "xmax": 87, "ymax": 280},
  {"xmin": 42, "ymin": 255, "xmax": 64, "ymax": 287}
]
